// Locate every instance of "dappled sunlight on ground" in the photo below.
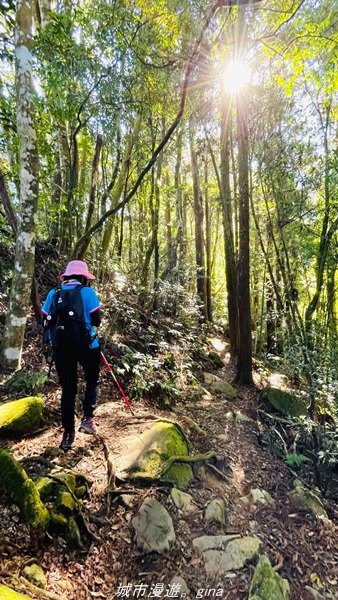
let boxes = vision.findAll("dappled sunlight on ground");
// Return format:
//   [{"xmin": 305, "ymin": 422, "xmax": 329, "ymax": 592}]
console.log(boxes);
[{"xmin": 268, "ymin": 372, "xmax": 289, "ymax": 389}]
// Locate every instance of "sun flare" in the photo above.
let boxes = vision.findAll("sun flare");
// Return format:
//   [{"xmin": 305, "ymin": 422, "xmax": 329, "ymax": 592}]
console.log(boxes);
[{"xmin": 223, "ymin": 60, "xmax": 251, "ymax": 94}]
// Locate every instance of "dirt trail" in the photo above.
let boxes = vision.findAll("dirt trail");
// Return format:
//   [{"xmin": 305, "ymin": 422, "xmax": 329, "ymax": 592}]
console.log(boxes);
[{"xmin": 1, "ymin": 343, "xmax": 338, "ymax": 600}]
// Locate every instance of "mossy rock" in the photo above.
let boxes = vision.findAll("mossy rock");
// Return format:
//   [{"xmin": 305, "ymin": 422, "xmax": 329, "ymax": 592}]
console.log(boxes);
[
  {"xmin": 0, "ymin": 396, "xmax": 43, "ymax": 436},
  {"xmin": 23, "ymin": 564, "xmax": 46, "ymax": 589},
  {"xmin": 287, "ymin": 480, "xmax": 328, "ymax": 518},
  {"xmin": 51, "ymin": 471, "xmax": 76, "ymax": 492},
  {"xmin": 249, "ymin": 554, "xmax": 290, "ymax": 600},
  {"xmin": 75, "ymin": 485, "xmax": 87, "ymax": 499},
  {"xmin": 0, "ymin": 585, "xmax": 33, "ymax": 600},
  {"xmin": 261, "ymin": 387, "xmax": 307, "ymax": 417},
  {"xmin": 208, "ymin": 351, "xmax": 224, "ymax": 368},
  {"xmin": 35, "ymin": 477, "xmax": 54, "ymax": 500},
  {"xmin": 67, "ymin": 516, "xmax": 82, "ymax": 548},
  {"xmin": 116, "ymin": 421, "xmax": 193, "ymax": 489},
  {"xmin": 49, "ymin": 511, "xmax": 69, "ymax": 531},
  {"xmin": 0, "ymin": 449, "xmax": 49, "ymax": 529},
  {"xmin": 57, "ymin": 490, "xmax": 76, "ymax": 515}
]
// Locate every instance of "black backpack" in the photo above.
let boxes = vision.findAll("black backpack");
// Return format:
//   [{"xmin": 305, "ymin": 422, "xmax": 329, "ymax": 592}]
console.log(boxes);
[{"xmin": 43, "ymin": 285, "xmax": 94, "ymax": 353}]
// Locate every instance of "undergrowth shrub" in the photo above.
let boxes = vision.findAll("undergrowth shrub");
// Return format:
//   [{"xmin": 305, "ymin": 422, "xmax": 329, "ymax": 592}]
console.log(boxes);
[{"xmin": 5, "ymin": 370, "xmax": 48, "ymax": 395}]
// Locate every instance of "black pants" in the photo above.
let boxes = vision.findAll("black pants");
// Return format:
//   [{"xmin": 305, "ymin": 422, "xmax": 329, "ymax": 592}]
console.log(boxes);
[{"xmin": 54, "ymin": 346, "xmax": 100, "ymax": 433}]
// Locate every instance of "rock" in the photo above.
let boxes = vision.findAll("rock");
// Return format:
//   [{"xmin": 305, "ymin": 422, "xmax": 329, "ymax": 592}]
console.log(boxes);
[
  {"xmin": 261, "ymin": 388, "xmax": 307, "ymax": 417},
  {"xmin": 43, "ymin": 447, "xmax": 64, "ymax": 459},
  {"xmin": 205, "ymin": 499, "xmax": 226, "ymax": 526},
  {"xmin": 0, "ymin": 585, "xmax": 33, "ymax": 599},
  {"xmin": 171, "ymin": 488, "xmax": 198, "ymax": 515},
  {"xmin": 51, "ymin": 471, "xmax": 76, "ymax": 492},
  {"xmin": 67, "ymin": 516, "xmax": 82, "ymax": 547},
  {"xmin": 0, "ymin": 449, "xmax": 49, "ymax": 529},
  {"xmin": 242, "ymin": 489, "xmax": 274, "ymax": 507},
  {"xmin": 34, "ymin": 477, "xmax": 54, "ymax": 500},
  {"xmin": 115, "ymin": 421, "xmax": 194, "ymax": 489},
  {"xmin": 120, "ymin": 494, "xmax": 135, "ymax": 508},
  {"xmin": 169, "ymin": 575, "xmax": 190, "ymax": 598},
  {"xmin": 193, "ymin": 535, "xmax": 261, "ymax": 577},
  {"xmin": 203, "ymin": 373, "xmax": 236, "ymax": 398},
  {"xmin": 74, "ymin": 485, "xmax": 87, "ymax": 499},
  {"xmin": 0, "ymin": 396, "xmax": 43, "ymax": 435},
  {"xmin": 132, "ymin": 498, "xmax": 176, "ymax": 553},
  {"xmin": 49, "ymin": 511, "xmax": 69, "ymax": 530},
  {"xmin": 235, "ymin": 410, "xmax": 253, "ymax": 422},
  {"xmin": 225, "ymin": 410, "xmax": 252, "ymax": 422},
  {"xmin": 193, "ymin": 534, "xmax": 240, "ymax": 552},
  {"xmin": 208, "ymin": 351, "xmax": 224, "ymax": 368},
  {"xmin": 23, "ymin": 564, "xmax": 47, "ymax": 589},
  {"xmin": 287, "ymin": 480, "xmax": 328, "ymax": 518},
  {"xmin": 186, "ymin": 384, "xmax": 212, "ymax": 403},
  {"xmin": 57, "ymin": 490, "xmax": 76, "ymax": 515},
  {"xmin": 249, "ymin": 554, "xmax": 290, "ymax": 600}
]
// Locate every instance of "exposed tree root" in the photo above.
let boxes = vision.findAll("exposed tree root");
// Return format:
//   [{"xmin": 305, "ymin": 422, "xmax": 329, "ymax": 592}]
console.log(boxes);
[
  {"xmin": 11, "ymin": 576, "xmax": 67, "ymax": 600},
  {"xmin": 96, "ymin": 433, "xmax": 116, "ymax": 516},
  {"xmin": 154, "ymin": 450, "xmax": 217, "ymax": 478}
]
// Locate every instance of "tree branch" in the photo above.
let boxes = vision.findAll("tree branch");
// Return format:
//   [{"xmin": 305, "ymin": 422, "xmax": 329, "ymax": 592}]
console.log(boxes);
[{"xmin": 73, "ymin": 0, "xmax": 259, "ymax": 257}]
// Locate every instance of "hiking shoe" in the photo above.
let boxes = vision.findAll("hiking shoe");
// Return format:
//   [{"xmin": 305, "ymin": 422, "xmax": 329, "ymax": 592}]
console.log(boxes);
[
  {"xmin": 79, "ymin": 417, "xmax": 96, "ymax": 435},
  {"xmin": 60, "ymin": 431, "xmax": 75, "ymax": 451}
]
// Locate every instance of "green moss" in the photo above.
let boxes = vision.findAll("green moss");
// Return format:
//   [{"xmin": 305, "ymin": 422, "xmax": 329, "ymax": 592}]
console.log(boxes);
[
  {"xmin": 289, "ymin": 481, "xmax": 328, "ymax": 518},
  {"xmin": 262, "ymin": 388, "xmax": 307, "ymax": 417},
  {"xmin": 67, "ymin": 516, "xmax": 82, "ymax": 547},
  {"xmin": 51, "ymin": 471, "xmax": 76, "ymax": 492},
  {"xmin": 22, "ymin": 564, "xmax": 46, "ymax": 589},
  {"xmin": 57, "ymin": 490, "xmax": 76, "ymax": 514},
  {"xmin": 0, "ymin": 584, "xmax": 33, "ymax": 599},
  {"xmin": 164, "ymin": 463, "xmax": 193, "ymax": 490},
  {"xmin": 74, "ymin": 485, "xmax": 87, "ymax": 498},
  {"xmin": 127, "ymin": 421, "xmax": 193, "ymax": 489},
  {"xmin": 249, "ymin": 555, "xmax": 290, "ymax": 600},
  {"xmin": 35, "ymin": 477, "xmax": 54, "ymax": 500},
  {"xmin": 49, "ymin": 511, "xmax": 68, "ymax": 530},
  {"xmin": 0, "ymin": 396, "xmax": 43, "ymax": 436},
  {"xmin": 208, "ymin": 351, "xmax": 224, "ymax": 368},
  {"xmin": 0, "ymin": 449, "xmax": 49, "ymax": 529}
]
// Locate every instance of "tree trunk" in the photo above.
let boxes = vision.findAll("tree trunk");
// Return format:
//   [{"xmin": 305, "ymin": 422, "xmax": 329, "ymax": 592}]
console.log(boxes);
[
  {"xmin": 84, "ymin": 134, "xmax": 103, "ymax": 234},
  {"xmin": 98, "ymin": 116, "xmax": 141, "ymax": 261},
  {"xmin": 204, "ymin": 157, "xmax": 212, "ymax": 322},
  {"xmin": 174, "ymin": 126, "xmax": 185, "ymax": 283},
  {"xmin": 189, "ymin": 119, "xmax": 207, "ymax": 319},
  {"xmin": 1, "ymin": 0, "xmax": 38, "ymax": 371},
  {"xmin": 219, "ymin": 105, "xmax": 239, "ymax": 355},
  {"xmin": 235, "ymin": 7, "xmax": 253, "ymax": 384}
]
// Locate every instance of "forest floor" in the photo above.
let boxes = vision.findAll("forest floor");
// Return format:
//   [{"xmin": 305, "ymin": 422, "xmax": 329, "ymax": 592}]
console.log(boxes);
[{"xmin": 1, "ymin": 336, "xmax": 338, "ymax": 600}]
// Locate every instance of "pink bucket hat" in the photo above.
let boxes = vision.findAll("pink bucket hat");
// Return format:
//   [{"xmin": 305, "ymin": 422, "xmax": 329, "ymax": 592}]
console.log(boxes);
[{"xmin": 60, "ymin": 260, "xmax": 95, "ymax": 281}]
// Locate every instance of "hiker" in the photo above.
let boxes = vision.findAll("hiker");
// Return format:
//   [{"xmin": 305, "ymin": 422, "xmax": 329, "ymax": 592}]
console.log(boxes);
[{"xmin": 41, "ymin": 260, "xmax": 102, "ymax": 451}]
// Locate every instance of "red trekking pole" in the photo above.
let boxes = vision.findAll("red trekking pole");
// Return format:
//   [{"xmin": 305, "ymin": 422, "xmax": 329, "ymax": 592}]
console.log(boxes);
[{"xmin": 100, "ymin": 351, "xmax": 134, "ymax": 414}]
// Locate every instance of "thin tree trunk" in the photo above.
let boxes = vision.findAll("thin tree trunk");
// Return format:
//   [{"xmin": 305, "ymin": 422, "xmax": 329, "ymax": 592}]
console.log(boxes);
[
  {"xmin": 72, "ymin": 0, "xmax": 229, "ymax": 259},
  {"xmin": 84, "ymin": 134, "xmax": 103, "ymax": 234},
  {"xmin": 98, "ymin": 116, "xmax": 141, "ymax": 261},
  {"xmin": 204, "ymin": 157, "xmax": 212, "ymax": 322},
  {"xmin": 189, "ymin": 118, "xmax": 207, "ymax": 319},
  {"xmin": 235, "ymin": 7, "xmax": 253, "ymax": 384},
  {"xmin": 1, "ymin": 0, "xmax": 39, "ymax": 370},
  {"xmin": 219, "ymin": 106, "xmax": 239, "ymax": 355},
  {"xmin": 174, "ymin": 126, "xmax": 184, "ymax": 281}
]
